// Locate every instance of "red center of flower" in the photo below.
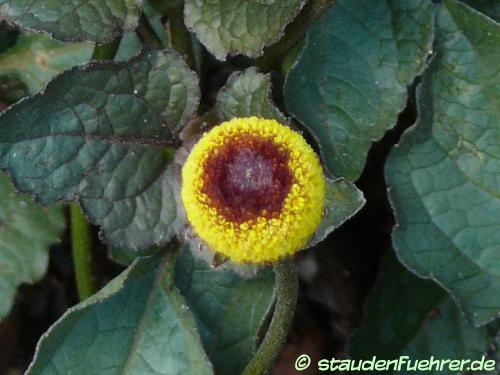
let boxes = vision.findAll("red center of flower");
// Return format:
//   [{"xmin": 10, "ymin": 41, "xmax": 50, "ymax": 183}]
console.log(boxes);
[{"xmin": 202, "ymin": 135, "xmax": 294, "ymax": 223}]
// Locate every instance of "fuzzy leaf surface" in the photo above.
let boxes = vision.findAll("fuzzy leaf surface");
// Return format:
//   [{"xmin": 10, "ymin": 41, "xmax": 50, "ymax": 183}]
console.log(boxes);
[
  {"xmin": 348, "ymin": 254, "xmax": 497, "ymax": 373},
  {"xmin": 386, "ymin": 0, "xmax": 500, "ymax": 326},
  {"xmin": 216, "ymin": 67, "xmax": 286, "ymax": 123},
  {"xmin": 27, "ymin": 250, "xmax": 213, "ymax": 375},
  {"xmin": 175, "ymin": 248, "xmax": 275, "ymax": 375},
  {"xmin": 0, "ymin": 50, "xmax": 200, "ymax": 249},
  {"xmin": 308, "ymin": 178, "xmax": 365, "ymax": 248},
  {"xmin": 285, "ymin": 0, "xmax": 434, "ymax": 180},
  {"xmin": 0, "ymin": 0, "xmax": 143, "ymax": 43},
  {"xmin": 184, "ymin": 0, "xmax": 305, "ymax": 60}
]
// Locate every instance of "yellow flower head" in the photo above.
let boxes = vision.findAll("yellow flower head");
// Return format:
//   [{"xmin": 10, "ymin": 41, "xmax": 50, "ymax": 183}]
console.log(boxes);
[{"xmin": 181, "ymin": 117, "xmax": 325, "ymax": 264}]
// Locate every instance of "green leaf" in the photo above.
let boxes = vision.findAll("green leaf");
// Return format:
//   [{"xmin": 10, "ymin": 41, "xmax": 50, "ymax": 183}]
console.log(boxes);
[
  {"xmin": 175, "ymin": 248, "xmax": 276, "ymax": 375},
  {"xmin": 0, "ymin": 0, "xmax": 142, "ymax": 44},
  {"xmin": 114, "ymin": 32, "xmax": 142, "ymax": 62},
  {"xmin": 285, "ymin": 0, "xmax": 435, "ymax": 180},
  {"xmin": 27, "ymin": 249, "xmax": 214, "ymax": 375},
  {"xmin": 462, "ymin": 0, "xmax": 499, "ymax": 21},
  {"xmin": 0, "ymin": 171, "xmax": 64, "ymax": 321},
  {"xmin": 308, "ymin": 178, "xmax": 365, "ymax": 248},
  {"xmin": 184, "ymin": 0, "xmax": 305, "ymax": 60},
  {"xmin": 0, "ymin": 33, "xmax": 92, "ymax": 102},
  {"xmin": 216, "ymin": 67, "xmax": 286, "ymax": 123},
  {"xmin": 386, "ymin": 0, "xmax": 500, "ymax": 326},
  {"xmin": 0, "ymin": 50, "xmax": 200, "ymax": 250},
  {"xmin": 348, "ymin": 253, "xmax": 497, "ymax": 373}
]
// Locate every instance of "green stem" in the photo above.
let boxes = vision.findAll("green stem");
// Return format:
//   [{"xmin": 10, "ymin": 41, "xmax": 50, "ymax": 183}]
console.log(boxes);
[
  {"xmin": 242, "ymin": 259, "xmax": 299, "ymax": 375},
  {"xmin": 165, "ymin": 5, "xmax": 195, "ymax": 69},
  {"xmin": 255, "ymin": 0, "xmax": 333, "ymax": 72},
  {"xmin": 91, "ymin": 37, "xmax": 121, "ymax": 61},
  {"xmin": 136, "ymin": 13, "xmax": 164, "ymax": 50},
  {"xmin": 147, "ymin": 1, "xmax": 196, "ymax": 69},
  {"xmin": 70, "ymin": 202, "xmax": 96, "ymax": 300}
]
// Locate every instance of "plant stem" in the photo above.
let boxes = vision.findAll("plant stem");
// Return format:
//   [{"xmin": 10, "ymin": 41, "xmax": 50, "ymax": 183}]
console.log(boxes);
[
  {"xmin": 147, "ymin": 1, "xmax": 196, "ymax": 70},
  {"xmin": 242, "ymin": 259, "xmax": 299, "ymax": 375},
  {"xmin": 91, "ymin": 37, "xmax": 121, "ymax": 61},
  {"xmin": 164, "ymin": 5, "xmax": 195, "ymax": 69},
  {"xmin": 255, "ymin": 0, "xmax": 333, "ymax": 72},
  {"xmin": 136, "ymin": 13, "xmax": 164, "ymax": 50},
  {"xmin": 70, "ymin": 202, "xmax": 96, "ymax": 300}
]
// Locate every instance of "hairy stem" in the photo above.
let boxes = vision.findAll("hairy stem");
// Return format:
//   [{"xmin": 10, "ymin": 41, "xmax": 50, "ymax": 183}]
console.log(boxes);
[
  {"xmin": 255, "ymin": 0, "xmax": 333, "ymax": 72},
  {"xmin": 242, "ymin": 259, "xmax": 299, "ymax": 375},
  {"xmin": 70, "ymin": 202, "xmax": 96, "ymax": 300}
]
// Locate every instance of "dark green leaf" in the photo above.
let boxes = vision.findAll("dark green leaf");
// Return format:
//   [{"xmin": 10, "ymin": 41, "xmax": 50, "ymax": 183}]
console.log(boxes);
[
  {"xmin": 0, "ymin": 0, "xmax": 142, "ymax": 43},
  {"xmin": 27, "ymin": 250, "xmax": 214, "ymax": 374},
  {"xmin": 285, "ymin": 0, "xmax": 435, "ymax": 180},
  {"xmin": 386, "ymin": 0, "xmax": 500, "ymax": 326},
  {"xmin": 0, "ymin": 50, "xmax": 200, "ymax": 249},
  {"xmin": 0, "ymin": 171, "xmax": 64, "ymax": 321},
  {"xmin": 308, "ymin": 178, "xmax": 365, "ymax": 248},
  {"xmin": 348, "ymin": 253, "xmax": 497, "ymax": 374},
  {"xmin": 184, "ymin": 0, "xmax": 305, "ymax": 60},
  {"xmin": 0, "ymin": 33, "xmax": 92, "ymax": 102},
  {"xmin": 216, "ymin": 67, "xmax": 286, "ymax": 123},
  {"xmin": 175, "ymin": 248, "xmax": 276, "ymax": 375}
]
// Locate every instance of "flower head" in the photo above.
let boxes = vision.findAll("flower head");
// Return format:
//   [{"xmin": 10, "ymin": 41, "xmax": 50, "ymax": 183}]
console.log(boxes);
[{"xmin": 181, "ymin": 117, "xmax": 325, "ymax": 264}]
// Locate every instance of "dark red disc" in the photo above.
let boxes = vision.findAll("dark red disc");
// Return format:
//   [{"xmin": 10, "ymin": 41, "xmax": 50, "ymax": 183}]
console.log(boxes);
[{"xmin": 201, "ymin": 134, "xmax": 294, "ymax": 224}]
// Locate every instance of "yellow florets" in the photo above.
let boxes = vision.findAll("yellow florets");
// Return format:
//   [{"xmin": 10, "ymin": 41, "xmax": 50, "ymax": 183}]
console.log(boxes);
[{"xmin": 181, "ymin": 117, "xmax": 325, "ymax": 264}]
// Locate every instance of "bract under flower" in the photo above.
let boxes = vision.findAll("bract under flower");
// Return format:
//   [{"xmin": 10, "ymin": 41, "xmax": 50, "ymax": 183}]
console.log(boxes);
[{"xmin": 181, "ymin": 117, "xmax": 325, "ymax": 264}]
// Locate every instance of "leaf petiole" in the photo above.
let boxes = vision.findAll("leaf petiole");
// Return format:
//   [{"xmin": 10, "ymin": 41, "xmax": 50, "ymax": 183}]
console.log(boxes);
[{"xmin": 70, "ymin": 202, "xmax": 96, "ymax": 300}]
